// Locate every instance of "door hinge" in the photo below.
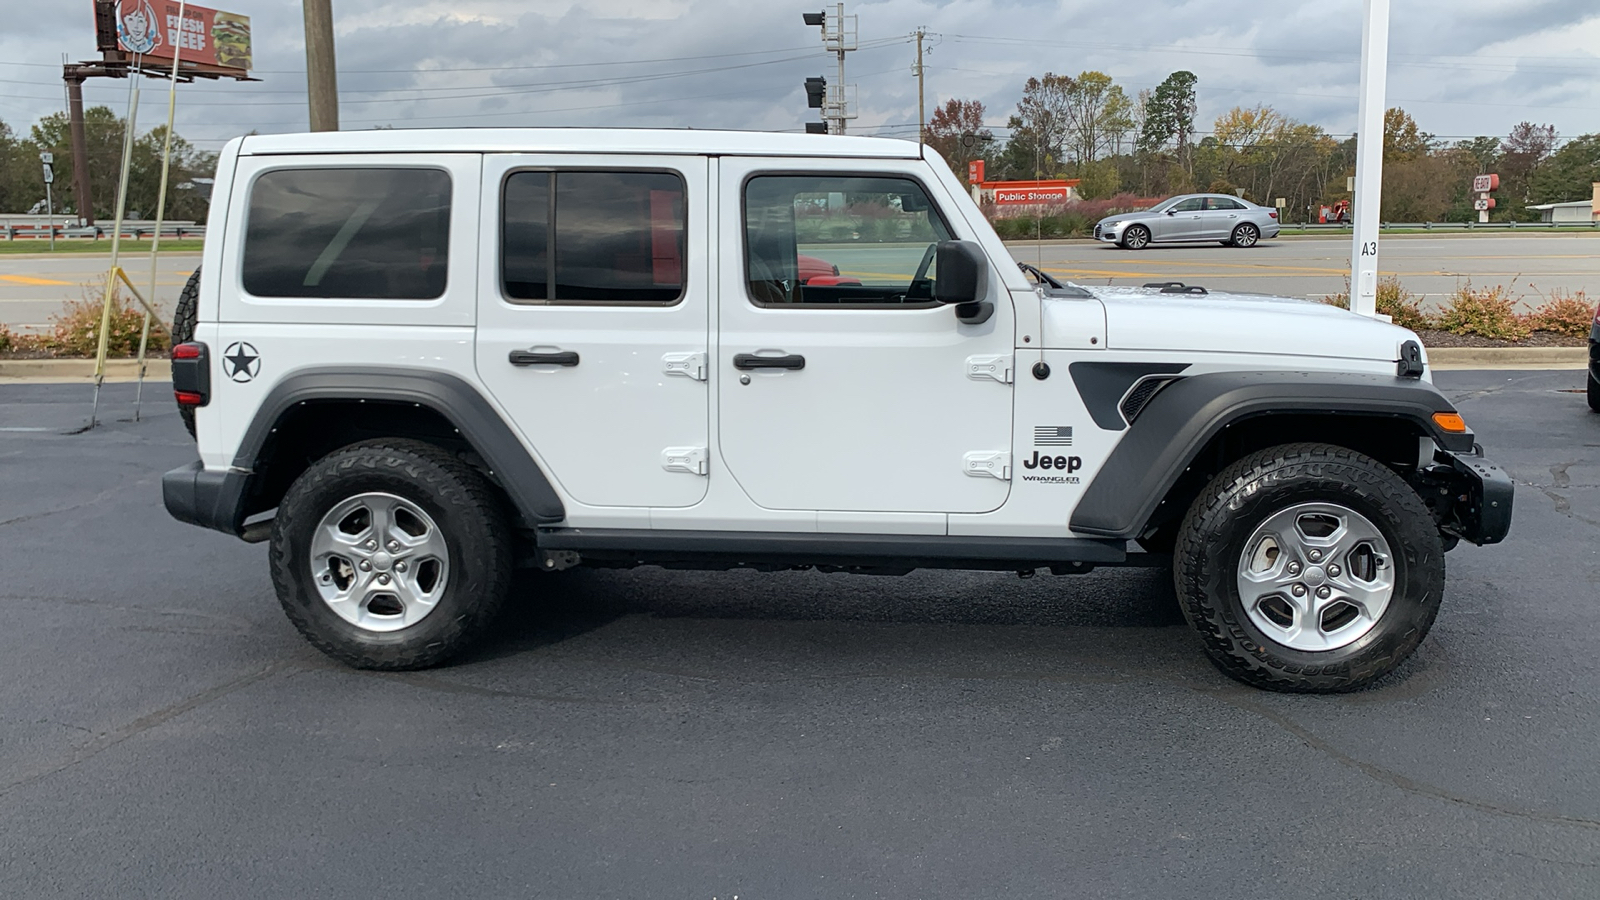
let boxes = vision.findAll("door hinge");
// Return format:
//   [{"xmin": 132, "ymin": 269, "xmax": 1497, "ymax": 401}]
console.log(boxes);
[
  {"xmin": 963, "ymin": 451, "xmax": 1011, "ymax": 480},
  {"xmin": 663, "ymin": 351, "xmax": 708, "ymax": 382},
  {"xmin": 661, "ymin": 446, "xmax": 709, "ymax": 476},
  {"xmin": 966, "ymin": 354, "xmax": 1014, "ymax": 384}
]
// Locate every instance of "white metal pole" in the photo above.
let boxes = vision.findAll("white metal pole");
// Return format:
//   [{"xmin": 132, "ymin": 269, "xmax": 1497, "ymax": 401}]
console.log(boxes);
[
  {"xmin": 1349, "ymin": 0, "xmax": 1390, "ymax": 318},
  {"xmin": 135, "ymin": 0, "xmax": 188, "ymax": 421}
]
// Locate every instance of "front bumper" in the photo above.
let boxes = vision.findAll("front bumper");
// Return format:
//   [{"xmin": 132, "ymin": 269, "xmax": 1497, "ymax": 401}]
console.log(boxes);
[
  {"xmin": 1442, "ymin": 448, "xmax": 1513, "ymax": 545},
  {"xmin": 163, "ymin": 460, "xmax": 250, "ymax": 537},
  {"xmin": 1094, "ymin": 223, "xmax": 1122, "ymax": 243}
]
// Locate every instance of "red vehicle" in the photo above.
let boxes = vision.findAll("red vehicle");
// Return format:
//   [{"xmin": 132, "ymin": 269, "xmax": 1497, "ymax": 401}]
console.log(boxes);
[{"xmin": 797, "ymin": 254, "xmax": 861, "ymax": 286}]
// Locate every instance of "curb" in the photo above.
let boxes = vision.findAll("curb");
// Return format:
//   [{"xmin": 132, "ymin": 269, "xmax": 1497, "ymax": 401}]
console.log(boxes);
[
  {"xmin": 1427, "ymin": 347, "xmax": 1586, "ymax": 371},
  {"xmin": 0, "ymin": 350, "xmax": 1584, "ymax": 383},
  {"xmin": 0, "ymin": 358, "xmax": 172, "ymax": 384}
]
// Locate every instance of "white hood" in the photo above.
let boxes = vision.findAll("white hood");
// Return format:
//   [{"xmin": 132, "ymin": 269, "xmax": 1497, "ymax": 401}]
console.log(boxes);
[{"xmin": 1044, "ymin": 286, "xmax": 1419, "ymax": 363}]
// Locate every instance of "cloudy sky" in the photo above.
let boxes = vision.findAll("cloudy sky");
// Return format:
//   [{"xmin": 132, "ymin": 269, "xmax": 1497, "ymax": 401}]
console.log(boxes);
[{"xmin": 2, "ymin": 0, "xmax": 1598, "ymax": 152}]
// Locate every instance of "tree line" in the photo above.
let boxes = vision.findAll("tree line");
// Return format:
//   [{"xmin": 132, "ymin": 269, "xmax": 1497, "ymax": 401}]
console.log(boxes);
[
  {"xmin": 0, "ymin": 107, "xmax": 215, "ymax": 223},
  {"xmin": 925, "ymin": 70, "xmax": 1599, "ymax": 224}
]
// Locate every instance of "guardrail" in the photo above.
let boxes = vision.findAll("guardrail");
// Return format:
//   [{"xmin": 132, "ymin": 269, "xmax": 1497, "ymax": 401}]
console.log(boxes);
[
  {"xmin": 1, "ymin": 223, "xmax": 207, "ymax": 241},
  {"xmin": 1284, "ymin": 221, "xmax": 1600, "ymax": 232}
]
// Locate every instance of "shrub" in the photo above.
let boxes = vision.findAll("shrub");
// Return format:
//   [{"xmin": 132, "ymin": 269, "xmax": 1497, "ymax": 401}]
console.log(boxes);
[
  {"xmin": 1527, "ymin": 289, "xmax": 1595, "ymax": 337},
  {"xmin": 42, "ymin": 285, "xmax": 169, "ymax": 357},
  {"xmin": 1435, "ymin": 282, "xmax": 1530, "ymax": 341},
  {"xmin": 1320, "ymin": 276, "xmax": 1433, "ymax": 331},
  {"xmin": 0, "ymin": 323, "xmax": 45, "ymax": 354}
]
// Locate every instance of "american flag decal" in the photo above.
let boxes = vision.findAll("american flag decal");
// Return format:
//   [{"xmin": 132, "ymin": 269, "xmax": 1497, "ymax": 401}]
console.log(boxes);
[{"xmin": 1033, "ymin": 425, "xmax": 1073, "ymax": 446}]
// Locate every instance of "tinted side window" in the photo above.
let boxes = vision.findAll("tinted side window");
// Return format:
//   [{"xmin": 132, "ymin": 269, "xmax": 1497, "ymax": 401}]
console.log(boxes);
[
  {"xmin": 744, "ymin": 175, "xmax": 953, "ymax": 307},
  {"xmin": 1205, "ymin": 197, "xmax": 1245, "ymax": 211},
  {"xmin": 1171, "ymin": 198, "xmax": 1204, "ymax": 212},
  {"xmin": 244, "ymin": 168, "xmax": 451, "ymax": 299},
  {"xmin": 501, "ymin": 171, "xmax": 686, "ymax": 304}
]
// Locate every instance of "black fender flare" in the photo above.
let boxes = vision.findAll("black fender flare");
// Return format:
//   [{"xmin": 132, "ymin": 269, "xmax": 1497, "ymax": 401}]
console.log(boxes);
[
  {"xmin": 1068, "ymin": 370, "xmax": 1474, "ymax": 539},
  {"xmin": 164, "ymin": 367, "xmax": 565, "ymax": 537}
]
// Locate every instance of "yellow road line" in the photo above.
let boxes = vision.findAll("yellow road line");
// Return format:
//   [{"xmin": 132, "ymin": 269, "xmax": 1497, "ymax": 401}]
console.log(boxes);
[{"xmin": 0, "ymin": 275, "xmax": 73, "ymax": 286}]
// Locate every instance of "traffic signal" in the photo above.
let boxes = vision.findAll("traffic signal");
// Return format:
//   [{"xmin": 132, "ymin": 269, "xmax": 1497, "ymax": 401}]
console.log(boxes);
[
  {"xmin": 805, "ymin": 123, "xmax": 828, "ymax": 134},
  {"xmin": 804, "ymin": 76, "xmax": 827, "ymax": 109},
  {"xmin": 802, "ymin": 11, "xmax": 826, "ymax": 26}
]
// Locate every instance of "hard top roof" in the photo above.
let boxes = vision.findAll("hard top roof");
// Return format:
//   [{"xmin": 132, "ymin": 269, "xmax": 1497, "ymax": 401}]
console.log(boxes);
[{"xmin": 237, "ymin": 127, "xmax": 923, "ymax": 159}]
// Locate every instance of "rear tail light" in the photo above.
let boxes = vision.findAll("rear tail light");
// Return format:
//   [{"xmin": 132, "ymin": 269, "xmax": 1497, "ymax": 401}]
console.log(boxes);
[
  {"xmin": 171, "ymin": 342, "xmax": 211, "ymax": 408},
  {"xmin": 1269, "ymin": 211, "xmax": 1278, "ymax": 219}
]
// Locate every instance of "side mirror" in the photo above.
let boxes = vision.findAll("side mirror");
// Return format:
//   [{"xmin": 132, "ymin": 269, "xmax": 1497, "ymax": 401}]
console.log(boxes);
[
  {"xmin": 1165, "ymin": 209, "xmax": 1177, "ymax": 216},
  {"xmin": 932, "ymin": 240, "xmax": 993, "ymax": 325}
]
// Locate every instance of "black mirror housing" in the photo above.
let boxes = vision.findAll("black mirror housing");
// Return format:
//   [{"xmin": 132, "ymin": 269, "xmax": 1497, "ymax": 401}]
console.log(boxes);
[
  {"xmin": 933, "ymin": 240, "xmax": 986, "ymax": 305},
  {"xmin": 933, "ymin": 240, "xmax": 992, "ymax": 325}
]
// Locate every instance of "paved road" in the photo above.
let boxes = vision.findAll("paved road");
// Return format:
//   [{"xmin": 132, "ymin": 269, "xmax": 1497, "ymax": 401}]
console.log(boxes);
[
  {"xmin": 1014, "ymin": 234, "xmax": 1600, "ymax": 308},
  {"xmin": 1, "ymin": 372, "xmax": 1597, "ymax": 896},
  {"xmin": 0, "ymin": 252, "xmax": 199, "ymax": 332},
  {"xmin": 2, "ymin": 234, "xmax": 1595, "ymax": 331}
]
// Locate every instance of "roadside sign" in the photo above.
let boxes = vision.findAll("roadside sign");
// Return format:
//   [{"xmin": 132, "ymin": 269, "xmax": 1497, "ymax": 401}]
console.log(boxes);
[
  {"xmin": 99, "ymin": 1, "xmax": 253, "ymax": 72},
  {"xmin": 1473, "ymin": 198, "xmax": 1496, "ymax": 211},
  {"xmin": 42, "ymin": 164, "xmax": 54, "ymax": 184},
  {"xmin": 968, "ymin": 159, "xmax": 985, "ymax": 184},
  {"xmin": 1472, "ymin": 173, "xmax": 1500, "ymax": 193},
  {"xmin": 1275, "ymin": 198, "xmax": 1286, "ymax": 208},
  {"xmin": 1347, "ymin": 176, "xmax": 1356, "ymax": 192},
  {"xmin": 39, "ymin": 151, "xmax": 53, "ymax": 165}
]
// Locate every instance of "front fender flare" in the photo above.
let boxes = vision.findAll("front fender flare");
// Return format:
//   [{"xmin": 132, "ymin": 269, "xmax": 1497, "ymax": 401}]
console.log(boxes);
[{"xmin": 1068, "ymin": 370, "xmax": 1474, "ymax": 539}]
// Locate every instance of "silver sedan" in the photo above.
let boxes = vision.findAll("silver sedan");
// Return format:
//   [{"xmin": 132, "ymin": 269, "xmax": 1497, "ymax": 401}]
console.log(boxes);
[{"xmin": 1093, "ymin": 193, "xmax": 1281, "ymax": 249}]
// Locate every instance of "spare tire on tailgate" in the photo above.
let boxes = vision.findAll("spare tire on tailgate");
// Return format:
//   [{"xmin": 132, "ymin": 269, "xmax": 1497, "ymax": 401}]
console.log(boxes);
[{"xmin": 172, "ymin": 267, "xmax": 200, "ymax": 439}]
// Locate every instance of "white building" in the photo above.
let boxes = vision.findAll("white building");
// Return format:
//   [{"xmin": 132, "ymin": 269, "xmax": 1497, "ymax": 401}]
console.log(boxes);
[{"xmin": 1527, "ymin": 182, "xmax": 1600, "ymax": 224}]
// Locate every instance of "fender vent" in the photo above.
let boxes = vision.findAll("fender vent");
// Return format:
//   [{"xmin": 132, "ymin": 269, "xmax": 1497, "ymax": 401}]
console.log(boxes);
[
  {"xmin": 1120, "ymin": 376, "xmax": 1183, "ymax": 423},
  {"xmin": 1142, "ymin": 282, "xmax": 1208, "ymax": 295}
]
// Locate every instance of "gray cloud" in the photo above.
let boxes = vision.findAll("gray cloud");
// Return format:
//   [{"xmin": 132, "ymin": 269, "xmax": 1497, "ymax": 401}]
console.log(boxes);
[{"xmin": 1, "ymin": 0, "xmax": 1597, "ymax": 151}]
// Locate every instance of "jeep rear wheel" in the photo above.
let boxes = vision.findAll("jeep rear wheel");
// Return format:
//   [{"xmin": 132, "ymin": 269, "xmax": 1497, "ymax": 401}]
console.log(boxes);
[
  {"xmin": 270, "ymin": 439, "xmax": 513, "ymax": 670},
  {"xmin": 1174, "ymin": 442, "xmax": 1444, "ymax": 693}
]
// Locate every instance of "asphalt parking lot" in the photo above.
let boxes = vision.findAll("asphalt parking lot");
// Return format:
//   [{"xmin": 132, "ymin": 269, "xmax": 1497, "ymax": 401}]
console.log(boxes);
[{"xmin": 2, "ymin": 372, "xmax": 1598, "ymax": 898}]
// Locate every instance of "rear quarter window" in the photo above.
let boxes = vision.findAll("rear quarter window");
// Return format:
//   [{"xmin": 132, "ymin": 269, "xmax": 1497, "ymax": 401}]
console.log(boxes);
[{"xmin": 242, "ymin": 167, "xmax": 451, "ymax": 299}]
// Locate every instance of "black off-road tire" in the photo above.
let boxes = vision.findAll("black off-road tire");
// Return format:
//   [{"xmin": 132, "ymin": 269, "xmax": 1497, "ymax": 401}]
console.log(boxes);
[
  {"xmin": 1587, "ymin": 369, "xmax": 1600, "ymax": 412},
  {"xmin": 270, "ymin": 439, "xmax": 514, "ymax": 670},
  {"xmin": 172, "ymin": 267, "xmax": 201, "ymax": 439},
  {"xmin": 1174, "ymin": 443, "xmax": 1445, "ymax": 693}
]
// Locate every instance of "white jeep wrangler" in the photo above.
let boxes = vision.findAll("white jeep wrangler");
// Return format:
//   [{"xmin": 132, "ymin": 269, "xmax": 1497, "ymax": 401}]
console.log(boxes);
[{"xmin": 163, "ymin": 129, "xmax": 1512, "ymax": 692}]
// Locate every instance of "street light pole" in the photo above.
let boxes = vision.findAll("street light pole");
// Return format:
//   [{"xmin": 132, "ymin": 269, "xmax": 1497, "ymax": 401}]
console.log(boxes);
[
  {"xmin": 1349, "ymin": 0, "xmax": 1389, "ymax": 318},
  {"xmin": 303, "ymin": 0, "xmax": 339, "ymax": 132}
]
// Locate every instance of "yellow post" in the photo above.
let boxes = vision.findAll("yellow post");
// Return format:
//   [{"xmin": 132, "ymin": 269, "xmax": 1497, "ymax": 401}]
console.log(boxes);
[{"xmin": 90, "ymin": 55, "xmax": 145, "ymax": 428}]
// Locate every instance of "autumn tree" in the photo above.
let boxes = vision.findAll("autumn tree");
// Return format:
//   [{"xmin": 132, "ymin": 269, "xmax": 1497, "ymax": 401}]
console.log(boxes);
[
  {"xmin": 1498, "ymin": 121, "xmax": 1559, "ymax": 215},
  {"xmin": 1062, "ymin": 71, "xmax": 1134, "ymax": 165},
  {"xmin": 1529, "ymin": 133, "xmax": 1600, "ymax": 205},
  {"xmin": 924, "ymin": 98, "xmax": 993, "ymax": 184},
  {"xmin": 1382, "ymin": 108, "xmax": 1433, "ymax": 162}
]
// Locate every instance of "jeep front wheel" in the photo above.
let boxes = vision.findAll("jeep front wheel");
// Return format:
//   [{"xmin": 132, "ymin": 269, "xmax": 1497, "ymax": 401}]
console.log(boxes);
[
  {"xmin": 1174, "ymin": 443, "xmax": 1444, "ymax": 693},
  {"xmin": 269, "ymin": 439, "xmax": 513, "ymax": 669}
]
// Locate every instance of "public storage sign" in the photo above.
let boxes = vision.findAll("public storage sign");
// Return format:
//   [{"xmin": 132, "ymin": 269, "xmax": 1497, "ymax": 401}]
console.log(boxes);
[
  {"xmin": 994, "ymin": 187, "xmax": 1070, "ymax": 205},
  {"xmin": 104, "ymin": 0, "xmax": 253, "ymax": 71}
]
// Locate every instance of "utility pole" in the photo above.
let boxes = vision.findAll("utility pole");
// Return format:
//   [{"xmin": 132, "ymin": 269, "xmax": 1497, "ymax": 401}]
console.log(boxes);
[
  {"xmin": 1349, "ymin": 0, "xmax": 1389, "ymax": 318},
  {"xmin": 65, "ymin": 74, "xmax": 94, "ymax": 226},
  {"xmin": 914, "ymin": 27, "xmax": 926, "ymax": 145},
  {"xmin": 803, "ymin": 5, "xmax": 856, "ymax": 134},
  {"xmin": 303, "ymin": 0, "xmax": 339, "ymax": 131}
]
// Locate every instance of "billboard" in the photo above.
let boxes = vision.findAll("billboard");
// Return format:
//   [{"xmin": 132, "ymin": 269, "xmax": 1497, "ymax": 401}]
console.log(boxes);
[{"xmin": 100, "ymin": 0, "xmax": 252, "ymax": 71}]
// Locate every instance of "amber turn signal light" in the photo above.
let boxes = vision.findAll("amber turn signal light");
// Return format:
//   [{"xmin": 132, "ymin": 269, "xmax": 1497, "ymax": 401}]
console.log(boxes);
[{"xmin": 1432, "ymin": 412, "xmax": 1468, "ymax": 433}]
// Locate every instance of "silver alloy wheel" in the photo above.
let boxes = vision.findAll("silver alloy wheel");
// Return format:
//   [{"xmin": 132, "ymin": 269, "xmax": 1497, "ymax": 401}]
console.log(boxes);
[
  {"xmin": 1124, "ymin": 226, "xmax": 1150, "ymax": 249},
  {"xmin": 308, "ymin": 491, "xmax": 450, "ymax": 633},
  {"xmin": 1236, "ymin": 501, "xmax": 1395, "ymax": 652},
  {"xmin": 1234, "ymin": 224, "xmax": 1259, "ymax": 247}
]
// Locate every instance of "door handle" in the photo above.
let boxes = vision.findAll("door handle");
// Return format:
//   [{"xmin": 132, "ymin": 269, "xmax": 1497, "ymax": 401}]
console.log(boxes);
[
  {"xmin": 509, "ymin": 349, "xmax": 579, "ymax": 367},
  {"xmin": 734, "ymin": 353, "xmax": 805, "ymax": 370}
]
